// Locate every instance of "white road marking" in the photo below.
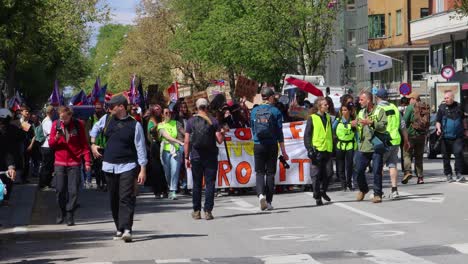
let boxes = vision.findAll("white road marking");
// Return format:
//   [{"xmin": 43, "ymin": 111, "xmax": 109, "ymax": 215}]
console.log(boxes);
[
  {"xmin": 370, "ymin": 230, "xmax": 405, "ymax": 238},
  {"xmin": 398, "ymin": 191, "xmax": 445, "ymax": 203},
  {"xmin": 250, "ymin": 227, "xmax": 305, "ymax": 231},
  {"xmin": 448, "ymin": 243, "xmax": 468, "ymax": 254},
  {"xmin": 357, "ymin": 249, "xmax": 436, "ymax": 264},
  {"xmin": 333, "ymin": 203, "xmax": 394, "ymax": 224},
  {"xmin": 224, "ymin": 197, "xmax": 258, "ymax": 212},
  {"xmin": 13, "ymin": 227, "xmax": 28, "ymax": 234},
  {"xmin": 261, "ymin": 234, "xmax": 329, "ymax": 242},
  {"xmin": 156, "ymin": 259, "xmax": 192, "ymax": 263},
  {"xmin": 260, "ymin": 254, "xmax": 322, "ymax": 264}
]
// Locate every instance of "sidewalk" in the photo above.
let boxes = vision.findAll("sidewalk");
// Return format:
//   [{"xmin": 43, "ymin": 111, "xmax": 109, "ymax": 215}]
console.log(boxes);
[{"xmin": 0, "ymin": 180, "xmax": 38, "ymax": 230}]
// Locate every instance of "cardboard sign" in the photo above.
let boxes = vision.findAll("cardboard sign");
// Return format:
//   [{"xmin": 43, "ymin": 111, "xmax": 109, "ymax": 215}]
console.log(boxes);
[
  {"xmin": 235, "ymin": 76, "xmax": 258, "ymax": 102},
  {"xmin": 184, "ymin": 91, "xmax": 208, "ymax": 113}
]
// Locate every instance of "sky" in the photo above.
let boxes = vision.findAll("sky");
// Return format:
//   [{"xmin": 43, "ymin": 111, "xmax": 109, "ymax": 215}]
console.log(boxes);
[{"xmin": 90, "ymin": 0, "xmax": 138, "ymax": 46}]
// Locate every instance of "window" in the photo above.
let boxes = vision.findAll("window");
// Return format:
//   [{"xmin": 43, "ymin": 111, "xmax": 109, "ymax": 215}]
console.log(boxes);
[
  {"xmin": 412, "ymin": 55, "xmax": 429, "ymax": 81},
  {"xmin": 445, "ymin": 43, "xmax": 453, "ymax": 66},
  {"xmin": 347, "ymin": 30, "xmax": 356, "ymax": 46},
  {"xmin": 346, "ymin": 0, "xmax": 355, "ymax": 11},
  {"xmin": 388, "ymin": 13, "xmax": 392, "ymax": 38},
  {"xmin": 368, "ymin": 15, "xmax": 385, "ymax": 38},
  {"xmin": 396, "ymin": 10, "xmax": 402, "ymax": 35},
  {"xmin": 436, "ymin": 0, "xmax": 444, "ymax": 13},
  {"xmin": 420, "ymin": 8, "xmax": 429, "ymax": 18},
  {"xmin": 432, "ymin": 44, "xmax": 443, "ymax": 73}
]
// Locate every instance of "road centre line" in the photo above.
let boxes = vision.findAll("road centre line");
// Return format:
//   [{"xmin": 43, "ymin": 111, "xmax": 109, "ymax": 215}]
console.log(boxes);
[
  {"xmin": 260, "ymin": 254, "xmax": 322, "ymax": 264},
  {"xmin": 333, "ymin": 203, "xmax": 394, "ymax": 224},
  {"xmin": 250, "ymin": 227, "xmax": 305, "ymax": 231}
]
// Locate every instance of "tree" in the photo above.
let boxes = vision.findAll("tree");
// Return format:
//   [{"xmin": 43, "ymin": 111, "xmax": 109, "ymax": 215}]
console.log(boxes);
[{"xmin": 0, "ymin": 0, "xmax": 109, "ymax": 105}]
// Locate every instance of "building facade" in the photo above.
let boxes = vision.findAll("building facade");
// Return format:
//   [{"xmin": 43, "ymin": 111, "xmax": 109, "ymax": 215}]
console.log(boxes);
[
  {"xmin": 325, "ymin": 0, "xmax": 370, "ymax": 93},
  {"xmin": 368, "ymin": 0, "xmax": 430, "ymax": 99}
]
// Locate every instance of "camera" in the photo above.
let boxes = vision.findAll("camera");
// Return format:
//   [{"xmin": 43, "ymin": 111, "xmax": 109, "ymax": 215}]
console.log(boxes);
[{"xmin": 278, "ymin": 155, "xmax": 290, "ymax": 169}]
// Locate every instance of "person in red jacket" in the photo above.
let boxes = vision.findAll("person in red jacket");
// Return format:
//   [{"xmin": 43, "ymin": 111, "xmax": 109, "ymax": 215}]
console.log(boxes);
[{"xmin": 49, "ymin": 106, "xmax": 91, "ymax": 226}]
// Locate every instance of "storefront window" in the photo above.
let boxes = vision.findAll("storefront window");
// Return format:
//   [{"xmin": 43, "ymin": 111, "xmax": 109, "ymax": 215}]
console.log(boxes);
[
  {"xmin": 412, "ymin": 55, "xmax": 428, "ymax": 81},
  {"xmin": 445, "ymin": 43, "xmax": 453, "ymax": 66}
]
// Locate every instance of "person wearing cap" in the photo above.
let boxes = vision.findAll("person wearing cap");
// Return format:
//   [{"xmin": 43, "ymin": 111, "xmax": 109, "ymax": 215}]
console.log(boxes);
[
  {"xmin": 158, "ymin": 106, "xmax": 185, "ymax": 200},
  {"xmin": 0, "ymin": 108, "xmax": 21, "ymax": 206},
  {"xmin": 89, "ymin": 94, "xmax": 147, "ymax": 242},
  {"xmin": 375, "ymin": 88, "xmax": 410, "ymax": 200},
  {"xmin": 402, "ymin": 92, "xmax": 426, "ymax": 184},
  {"xmin": 38, "ymin": 105, "xmax": 56, "ymax": 190},
  {"xmin": 184, "ymin": 98, "xmax": 225, "ymax": 220},
  {"xmin": 250, "ymin": 87, "xmax": 289, "ymax": 211},
  {"xmin": 354, "ymin": 91, "xmax": 387, "ymax": 203},
  {"xmin": 49, "ymin": 106, "xmax": 92, "ymax": 226}
]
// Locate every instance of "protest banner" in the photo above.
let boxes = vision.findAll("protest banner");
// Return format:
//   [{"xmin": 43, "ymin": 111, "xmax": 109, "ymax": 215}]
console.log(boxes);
[
  {"xmin": 187, "ymin": 121, "xmax": 315, "ymax": 188},
  {"xmin": 235, "ymin": 76, "xmax": 258, "ymax": 102}
]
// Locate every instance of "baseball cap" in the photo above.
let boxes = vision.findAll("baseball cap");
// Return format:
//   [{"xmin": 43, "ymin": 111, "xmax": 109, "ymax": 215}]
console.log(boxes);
[
  {"xmin": 407, "ymin": 92, "xmax": 420, "ymax": 99},
  {"xmin": 196, "ymin": 98, "xmax": 208, "ymax": 109},
  {"xmin": 261, "ymin": 87, "xmax": 275, "ymax": 100},
  {"xmin": 376, "ymin": 88, "xmax": 388, "ymax": 99},
  {"xmin": 108, "ymin": 95, "xmax": 128, "ymax": 107}
]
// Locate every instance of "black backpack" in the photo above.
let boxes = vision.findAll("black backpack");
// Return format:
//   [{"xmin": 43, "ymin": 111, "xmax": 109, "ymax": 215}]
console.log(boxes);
[
  {"xmin": 254, "ymin": 106, "xmax": 276, "ymax": 140},
  {"xmin": 190, "ymin": 115, "xmax": 216, "ymax": 150}
]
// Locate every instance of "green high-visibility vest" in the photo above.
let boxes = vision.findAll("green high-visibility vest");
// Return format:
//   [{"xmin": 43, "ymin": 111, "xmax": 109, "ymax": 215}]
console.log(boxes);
[
  {"xmin": 158, "ymin": 120, "xmax": 179, "ymax": 152},
  {"xmin": 379, "ymin": 104, "xmax": 401, "ymax": 146},
  {"xmin": 335, "ymin": 118, "xmax": 356, "ymax": 151},
  {"xmin": 310, "ymin": 113, "xmax": 333, "ymax": 152}
]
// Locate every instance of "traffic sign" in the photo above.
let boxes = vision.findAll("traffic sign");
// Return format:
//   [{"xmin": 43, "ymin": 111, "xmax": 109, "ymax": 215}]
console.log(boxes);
[
  {"xmin": 371, "ymin": 87, "xmax": 378, "ymax": 95},
  {"xmin": 441, "ymin": 65, "xmax": 455, "ymax": 80},
  {"xmin": 399, "ymin": 83, "xmax": 412, "ymax": 96}
]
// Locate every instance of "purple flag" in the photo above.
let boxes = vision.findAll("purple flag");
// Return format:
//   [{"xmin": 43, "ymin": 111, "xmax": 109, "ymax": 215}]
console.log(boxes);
[
  {"xmin": 48, "ymin": 80, "xmax": 61, "ymax": 106},
  {"xmin": 90, "ymin": 76, "xmax": 101, "ymax": 104},
  {"xmin": 137, "ymin": 79, "xmax": 146, "ymax": 110},
  {"xmin": 97, "ymin": 84, "xmax": 107, "ymax": 103},
  {"xmin": 69, "ymin": 90, "xmax": 89, "ymax": 106},
  {"xmin": 129, "ymin": 75, "xmax": 137, "ymax": 105}
]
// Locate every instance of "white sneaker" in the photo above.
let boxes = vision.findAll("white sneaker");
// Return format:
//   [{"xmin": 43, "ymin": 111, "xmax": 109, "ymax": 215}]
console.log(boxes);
[
  {"xmin": 391, "ymin": 191, "xmax": 400, "ymax": 199},
  {"xmin": 259, "ymin": 194, "xmax": 267, "ymax": 211},
  {"xmin": 122, "ymin": 229, "xmax": 132, "ymax": 243},
  {"xmin": 113, "ymin": 231, "xmax": 123, "ymax": 240},
  {"xmin": 266, "ymin": 203, "xmax": 274, "ymax": 211}
]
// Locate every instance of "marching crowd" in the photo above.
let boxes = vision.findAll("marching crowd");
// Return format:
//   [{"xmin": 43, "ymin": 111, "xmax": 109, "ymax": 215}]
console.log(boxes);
[{"xmin": 0, "ymin": 86, "xmax": 466, "ymax": 242}]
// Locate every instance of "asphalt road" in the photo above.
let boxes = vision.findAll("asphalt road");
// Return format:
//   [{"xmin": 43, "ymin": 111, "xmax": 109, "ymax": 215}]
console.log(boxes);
[{"xmin": 1, "ymin": 158, "xmax": 468, "ymax": 264}]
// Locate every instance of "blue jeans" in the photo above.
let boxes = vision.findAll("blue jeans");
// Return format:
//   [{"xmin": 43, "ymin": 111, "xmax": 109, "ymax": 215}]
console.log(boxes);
[
  {"xmin": 191, "ymin": 157, "xmax": 218, "ymax": 212},
  {"xmin": 355, "ymin": 151, "xmax": 384, "ymax": 196},
  {"xmin": 161, "ymin": 148, "xmax": 183, "ymax": 191}
]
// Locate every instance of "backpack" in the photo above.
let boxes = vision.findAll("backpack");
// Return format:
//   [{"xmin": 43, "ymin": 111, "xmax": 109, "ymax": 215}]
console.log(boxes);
[
  {"xmin": 411, "ymin": 102, "xmax": 430, "ymax": 132},
  {"xmin": 254, "ymin": 106, "xmax": 276, "ymax": 141},
  {"xmin": 442, "ymin": 104, "xmax": 463, "ymax": 139},
  {"xmin": 190, "ymin": 115, "xmax": 216, "ymax": 150},
  {"xmin": 34, "ymin": 124, "xmax": 46, "ymax": 144}
]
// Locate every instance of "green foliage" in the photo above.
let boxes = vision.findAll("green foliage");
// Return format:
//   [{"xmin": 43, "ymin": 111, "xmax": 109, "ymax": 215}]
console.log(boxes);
[
  {"xmin": 0, "ymin": 0, "xmax": 109, "ymax": 107},
  {"xmin": 85, "ymin": 24, "xmax": 131, "ymax": 92}
]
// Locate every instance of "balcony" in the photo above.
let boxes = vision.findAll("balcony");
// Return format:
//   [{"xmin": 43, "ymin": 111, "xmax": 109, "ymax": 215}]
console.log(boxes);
[{"xmin": 411, "ymin": 10, "xmax": 468, "ymax": 42}]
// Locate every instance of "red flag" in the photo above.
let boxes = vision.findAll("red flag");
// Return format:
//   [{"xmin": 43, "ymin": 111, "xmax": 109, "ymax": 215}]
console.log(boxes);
[
  {"xmin": 285, "ymin": 77, "xmax": 324, "ymax": 97},
  {"xmin": 167, "ymin": 82, "xmax": 179, "ymax": 102}
]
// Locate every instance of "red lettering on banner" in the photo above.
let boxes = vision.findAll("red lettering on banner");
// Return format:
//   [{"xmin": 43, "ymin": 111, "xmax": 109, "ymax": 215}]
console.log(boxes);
[
  {"xmin": 218, "ymin": 161, "xmax": 231, "ymax": 187},
  {"xmin": 289, "ymin": 121, "xmax": 304, "ymax": 139},
  {"xmin": 292, "ymin": 159, "xmax": 310, "ymax": 182},
  {"xmin": 236, "ymin": 161, "xmax": 251, "ymax": 184},
  {"xmin": 234, "ymin": 128, "xmax": 252, "ymax": 140},
  {"xmin": 279, "ymin": 162, "xmax": 286, "ymax": 182}
]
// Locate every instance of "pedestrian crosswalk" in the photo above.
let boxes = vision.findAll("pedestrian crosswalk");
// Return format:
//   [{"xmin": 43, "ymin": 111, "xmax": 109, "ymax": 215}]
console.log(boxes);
[{"xmin": 81, "ymin": 243, "xmax": 468, "ymax": 264}]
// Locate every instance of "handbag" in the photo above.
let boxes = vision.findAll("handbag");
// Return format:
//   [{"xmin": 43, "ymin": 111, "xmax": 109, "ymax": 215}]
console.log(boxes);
[{"xmin": 371, "ymin": 131, "xmax": 390, "ymax": 154}]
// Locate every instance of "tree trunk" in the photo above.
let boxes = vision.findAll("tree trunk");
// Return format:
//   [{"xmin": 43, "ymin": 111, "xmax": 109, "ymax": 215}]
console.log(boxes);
[{"xmin": 6, "ymin": 57, "xmax": 17, "ymax": 98}]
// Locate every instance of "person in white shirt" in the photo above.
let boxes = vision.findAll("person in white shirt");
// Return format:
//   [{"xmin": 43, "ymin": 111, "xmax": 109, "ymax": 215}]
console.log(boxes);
[{"xmin": 39, "ymin": 106, "xmax": 55, "ymax": 190}]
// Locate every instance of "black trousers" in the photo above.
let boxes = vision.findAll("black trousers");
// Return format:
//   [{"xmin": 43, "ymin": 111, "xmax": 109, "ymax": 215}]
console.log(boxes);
[
  {"xmin": 106, "ymin": 168, "xmax": 138, "ymax": 232},
  {"xmin": 92, "ymin": 157, "xmax": 106, "ymax": 187},
  {"xmin": 254, "ymin": 144, "xmax": 278, "ymax": 203},
  {"xmin": 310, "ymin": 152, "xmax": 331, "ymax": 199},
  {"xmin": 191, "ymin": 157, "xmax": 218, "ymax": 212},
  {"xmin": 55, "ymin": 166, "xmax": 81, "ymax": 213},
  {"xmin": 149, "ymin": 141, "xmax": 167, "ymax": 195},
  {"xmin": 39, "ymin": 147, "xmax": 54, "ymax": 188},
  {"xmin": 336, "ymin": 149, "xmax": 354, "ymax": 189},
  {"xmin": 442, "ymin": 138, "xmax": 464, "ymax": 175}
]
